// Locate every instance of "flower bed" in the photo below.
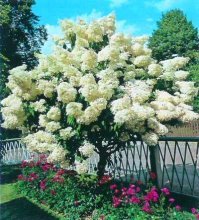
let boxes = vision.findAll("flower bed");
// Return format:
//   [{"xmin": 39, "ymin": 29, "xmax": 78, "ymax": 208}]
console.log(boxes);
[{"xmin": 18, "ymin": 156, "xmax": 199, "ymax": 219}]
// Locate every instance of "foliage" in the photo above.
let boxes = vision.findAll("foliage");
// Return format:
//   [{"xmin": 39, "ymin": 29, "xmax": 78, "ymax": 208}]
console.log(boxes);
[
  {"xmin": 0, "ymin": 0, "xmax": 47, "ymax": 139},
  {"xmin": 148, "ymin": 9, "xmax": 199, "ymax": 62},
  {"xmin": 187, "ymin": 63, "xmax": 199, "ymax": 112},
  {"xmin": 1, "ymin": 15, "xmax": 199, "ymax": 176},
  {"xmin": 18, "ymin": 158, "xmax": 198, "ymax": 220}
]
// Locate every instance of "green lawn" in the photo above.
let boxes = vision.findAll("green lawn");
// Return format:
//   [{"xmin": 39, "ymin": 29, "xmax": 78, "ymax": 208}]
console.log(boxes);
[{"xmin": 0, "ymin": 165, "xmax": 62, "ymax": 220}]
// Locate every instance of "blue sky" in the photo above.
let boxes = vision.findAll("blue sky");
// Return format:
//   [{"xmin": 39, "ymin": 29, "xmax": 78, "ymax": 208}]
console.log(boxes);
[{"xmin": 33, "ymin": 0, "xmax": 199, "ymax": 54}]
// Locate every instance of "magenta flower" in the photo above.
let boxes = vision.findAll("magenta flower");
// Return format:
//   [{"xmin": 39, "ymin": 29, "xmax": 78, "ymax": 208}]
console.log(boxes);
[
  {"xmin": 161, "ymin": 187, "xmax": 170, "ymax": 195},
  {"xmin": 175, "ymin": 205, "xmax": 181, "ymax": 211},
  {"xmin": 142, "ymin": 202, "xmax": 152, "ymax": 213},
  {"xmin": 144, "ymin": 187, "xmax": 159, "ymax": 202},
  {"xmin": 113, "ymin": 196, "xmax": 121, "ymax": 208},
  {"xmin": 136, "ymin": 186, "xmax": 141, "ymax": 193},
  {"xmin": 191, "ymin": 208, "xmax": 197, "ymax": 214},
  {"xmin": 110, "ymin": 184, "xmax": 117, "ymax": 190},
  {"xmin": 127, "ymin": 187, "xmax": 136, "ymax": 196},
  {"xmin": 130, "ymin": 196, "xmax": 140, "ymax": 204},
  {"xmin": 169, "ymin": 198, "xmax": 175, "ymax": 203},
  {"xmin": 40, "ymin": 180, "xmax": 47, "ymax": 190}
]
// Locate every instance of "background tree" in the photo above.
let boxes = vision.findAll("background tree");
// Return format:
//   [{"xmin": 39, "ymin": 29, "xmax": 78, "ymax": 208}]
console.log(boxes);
[
  {"xmin": 148, "ymin": 9, "xmax": 199, "ymax": 113},
  {"xmin": 0, "ymin": 0, "xmax": 47, "ymax": 139},
  {"xmin": 0, "ymin": 0, "xmax": 47, "ymax": 100},
  {"xmin": 148, "ymin": 9, "xmax": 199, "ymax": 62}
]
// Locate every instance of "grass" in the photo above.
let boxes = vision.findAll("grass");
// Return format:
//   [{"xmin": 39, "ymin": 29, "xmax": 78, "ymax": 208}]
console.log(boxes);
[{"xmin": 0, "ymin": 164, "xmax": 62, "ymax": 220}]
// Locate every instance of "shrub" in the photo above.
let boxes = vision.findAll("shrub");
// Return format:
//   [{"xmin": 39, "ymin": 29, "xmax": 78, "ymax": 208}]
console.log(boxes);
[{"xmin": 1, "ymin": 15, "xmax": 199, "ymax": 176}]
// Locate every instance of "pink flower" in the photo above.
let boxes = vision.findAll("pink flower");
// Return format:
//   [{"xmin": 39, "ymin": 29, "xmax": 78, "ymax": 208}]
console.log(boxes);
[
  {"xmin": 161, "ymin": 188, "xmax": 170, "ymax": 196},
  {"xmin": 113, "ymin": 196, "xmax": 121, "ymax": 208},
  {"xmin": 136, "ymin": 186, "xmax": 141, "ymax": 193},
  {"xmin": 56, "ymin": 169, "xmax": 65, "ymax": 176},
  {"xmin": 114, "ymin": 189, "xmax": 120, "ymax": 195},
  {"xmin": 144, "ymin": 187, "xmax": 159, "ymax": 203},
  {"xmin": 40, "ymin": 180, "xmax": 47, "ymax": 190},
  {"xmin": 169, "ymin": 198, "xmax": 175, "ymax": 203},
  {"xmin": 191, "ymin": 208, "xmax": 198, "ymax": 214},
  {"xmin": 53, "ymin": 175, "xmax": 64, "ymax": 183},
  {"xmin": 110, "ymin": 184, "xmax": 117, "ymax": 190},
  {"xmin": 130, "ymin": 196, "xmax": 140, "ymax": 204},
  {"xmin": 127, "ymin": 187, "xmax": 135, "ymax": 196},
  {"xmin": 142, "ymin": 202, "xmax": 152, "ymax": 213},
  {"xmin": 196, "ymin": 214, "xmax": 199, "ymax": 220},
  {"xmin": 175, "ymin": 205, "xmax": 181, "ymax": 211},
  {"xmin": 42, "ymin": 163, "xmax": 54, "ymax": 172}
]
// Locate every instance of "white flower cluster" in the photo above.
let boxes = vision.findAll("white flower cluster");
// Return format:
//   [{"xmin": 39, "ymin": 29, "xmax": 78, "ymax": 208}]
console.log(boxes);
[
  {"xmin": 30, "ymin": 99, "xmax": 46, "ymax": 113},
  {"xmin": 1, "ymin": 95, "xmax": 26, "ymax": 129},
  {"xmin": 75, "ymin": 161, "xmax": 88, "ymax": 174},
  {"xmin": 6, "ymin": 65, "xmax": 39, "ymax": 101},
  {"xmin": 79, "ymin": 141, "xmax": 95, "ymax": 157},
  {"xmin": 1, "ymin": 15, "xmax": 199, "ymax": 171}
]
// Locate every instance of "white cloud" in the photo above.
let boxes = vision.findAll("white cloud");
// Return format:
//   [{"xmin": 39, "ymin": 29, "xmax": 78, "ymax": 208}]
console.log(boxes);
[
  {"xmin": 110, "ymin": 0, "xmax": 129, "ymax": 8},
  {"xmin": 146, "ymin": 18, "xmax": 154, "ymax": 23},
  {"xmin": 147, "ymin": 0, "xmax": 181, "ymax": 11},
  {"xmin": 116, "ymin": 20, "xmax": 139, "ymax": 35},
  {"xmin": 74, "ymin": 9, "xmax": 102, "ymax": 22},
  {"xmin": 41, "ymin": 24, "xmax": 62, "ymax": 54}
]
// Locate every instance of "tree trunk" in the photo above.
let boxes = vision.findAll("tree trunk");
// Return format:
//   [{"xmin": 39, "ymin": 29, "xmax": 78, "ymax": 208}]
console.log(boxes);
[{"xmin": 97, "ymin": 151, "xmax": 109, "ymax": 177}]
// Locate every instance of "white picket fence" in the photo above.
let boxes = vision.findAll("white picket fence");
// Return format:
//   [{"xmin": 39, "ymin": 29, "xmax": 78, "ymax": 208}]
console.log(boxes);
[{"xmin": 0, "ymin": 139, "xmax": 38, "ymax": 165}]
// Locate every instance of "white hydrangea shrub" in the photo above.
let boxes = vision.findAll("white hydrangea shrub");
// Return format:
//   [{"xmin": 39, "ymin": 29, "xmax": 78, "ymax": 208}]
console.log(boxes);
[{"xmin": 1, "ymin": 15, "xmax": 198, "ymax": 175}]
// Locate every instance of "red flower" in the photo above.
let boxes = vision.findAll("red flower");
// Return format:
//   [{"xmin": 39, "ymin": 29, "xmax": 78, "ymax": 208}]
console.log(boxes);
[
  {"xmin": 40, "ymin": 180, "xmax": 47, "ymax": 190},
  {"xmin": 150, "ymin": 172, "xmax": 157, "ymax": 180},
  {"xmin": 56, "ymin": 169, "xmax": 65, "ymax": 176},
  {"xmin": 53, "ymin": 175, "xmax": 64, "ymax": 183},
  {"xmin": 98, "ymin": 175, "xmax": 112, "ymax": 185},
  {"xmin": 42, "ymin": 163, "xmax": 54, "ymax": 172},
  {"xmin": 161, "ymin": 187, "xmax": 170, "ymax": 196},
  {"xmin": 21, "ymin": 160, "xmax": 29, "ymax": 168},
  {"xmin": 50, "ymin": 190, "xmax": 56, "ymax": 195},
  {"xmin": 18, "ymin": 174, "xmax": 25, "ymax": 181}
]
